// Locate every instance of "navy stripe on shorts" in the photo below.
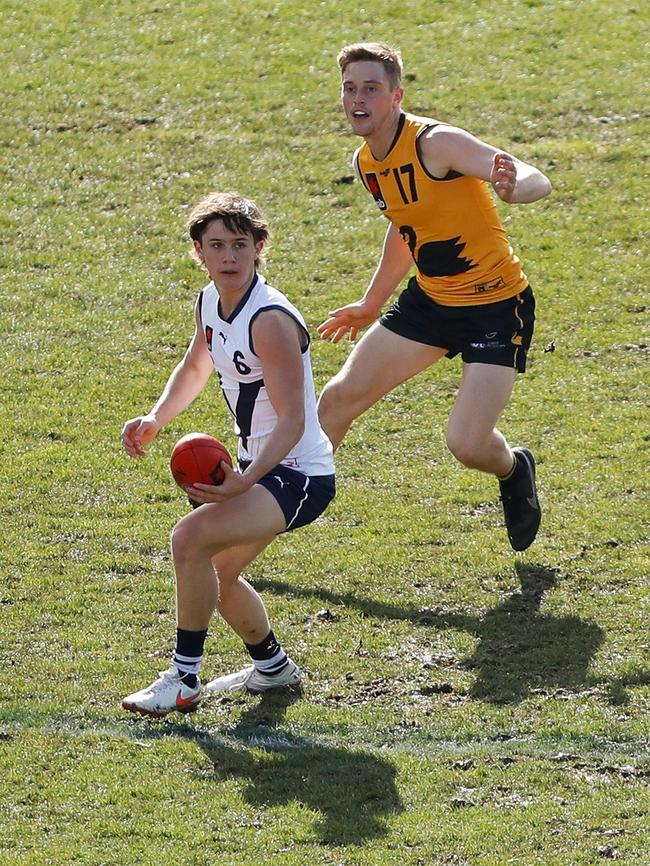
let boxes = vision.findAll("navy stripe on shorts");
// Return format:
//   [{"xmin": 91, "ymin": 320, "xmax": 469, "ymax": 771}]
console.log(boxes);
[{"xmin": 239, "ymin": 460, "xmax": 335, "ymax": 532}]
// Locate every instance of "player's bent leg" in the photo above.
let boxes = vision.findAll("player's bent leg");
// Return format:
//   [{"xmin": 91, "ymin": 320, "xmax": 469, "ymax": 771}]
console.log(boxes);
[
  {"xmin": 446, "ymin": 362, "xmax": 541, "ymax": 550},
  {"xmin": 318, "ymin": 323, "xmax": 447, "ymax": 450},
  {"xmin": 211, "ymin": 540, "xmax": 276, "ymax": 646},
  {"xmin": 205, "ymin": 541, "xmax": 303, "ymax": 696},
  {"xmin": 446, "ymin": 362, "xmax": 517, "ymax": 475},
  {"xmin": 171, "ymin": 484, "xmax": 286, "ymax": 631},
  {"xmin": 174, "ymin": 483, "xmax": 286, "ymax": 559},
  {"xmin": 122, "ymin": 489, "xmax": 287, "ymax": 718}
]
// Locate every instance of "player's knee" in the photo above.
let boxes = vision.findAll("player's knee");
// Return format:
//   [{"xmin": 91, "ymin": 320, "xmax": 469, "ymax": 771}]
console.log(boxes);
[
  {"xmin": 317, "ymin": 379, "xmax": 338, "ymax": 418},
  {"xmin": 317, "ymin": 381, "xmax": 339, "ymax": 434},
  {"xmin": 319, "ymin": 376, "xmax": 360, "ymax": 422},
  {"xmin": 446, "ymin": 430, "xmax": 484, "ymax": 469},
  {"xmin": 318, "ymin": 382, "xmax": 353, "ymax": 449},
  {"xmin": 170, "ymin": 517, "xmax": 199, "ymax": 567},
  {"xmin": 214, "ymin": 563, "xmax": 240, "ymax": 588}
]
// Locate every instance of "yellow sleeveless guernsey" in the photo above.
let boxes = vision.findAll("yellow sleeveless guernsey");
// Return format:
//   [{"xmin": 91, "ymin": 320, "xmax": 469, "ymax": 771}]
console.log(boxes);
[{"xmin": 354, "ymin": 113, "xmax": 527, "ymax": 306}]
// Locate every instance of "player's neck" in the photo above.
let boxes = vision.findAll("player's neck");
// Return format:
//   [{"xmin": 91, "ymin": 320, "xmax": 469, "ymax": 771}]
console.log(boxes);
[
  {"xmin": 214, "ymin": 270, "xmax": 257, "ymax": 319},
  {"xmin": 365, "ymin": 109, "xmax": 402, "ymax": 161}
]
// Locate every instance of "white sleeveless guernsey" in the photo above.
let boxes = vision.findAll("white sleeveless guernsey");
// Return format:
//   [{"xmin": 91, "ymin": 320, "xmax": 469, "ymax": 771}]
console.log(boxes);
[{"xmin": 198, "ymin": 274, "xmax": 334, "ymax": 477}]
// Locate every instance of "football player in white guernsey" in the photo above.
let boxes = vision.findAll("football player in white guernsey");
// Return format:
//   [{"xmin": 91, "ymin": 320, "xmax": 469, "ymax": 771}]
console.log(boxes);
[{"xmin": 120, "ymin": 192, "xmax": 335, "ymax": 718}]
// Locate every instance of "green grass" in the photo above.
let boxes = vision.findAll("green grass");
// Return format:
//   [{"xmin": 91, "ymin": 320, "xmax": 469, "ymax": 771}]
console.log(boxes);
[{"xmin": 1, "ymin": 0, "xmax": 649, "ymax": 863}]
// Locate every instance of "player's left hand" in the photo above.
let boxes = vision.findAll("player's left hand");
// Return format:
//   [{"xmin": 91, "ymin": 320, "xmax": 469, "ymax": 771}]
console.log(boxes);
[
  {"xmin": 184, "ymin": 462, "xmax": 252, "ymax": 504},
  {"xmin": 490, "ymin": 153, "xmax": 517, "ymax": 202},
  {"xmin": 317, "ymin": 298, "xmax": 379, "ymax": 343}
]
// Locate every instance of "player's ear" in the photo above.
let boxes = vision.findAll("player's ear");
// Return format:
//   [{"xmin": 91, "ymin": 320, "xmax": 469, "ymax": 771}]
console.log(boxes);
[
  {"xmin": 255, "ymin": 239, "xmax": 265, "ymax": 257},
  {"xmin": 393, "ymin": 86, "xmax": 404, "ymax": 107},
  {"xmin": 193, "ymin": 239, "xmax": 205, "ymax": 262}
]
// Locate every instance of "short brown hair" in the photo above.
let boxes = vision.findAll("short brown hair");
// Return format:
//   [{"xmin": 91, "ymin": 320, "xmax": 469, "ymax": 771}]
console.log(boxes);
[
  {"xmin": 337, "ymin": 42, "xmax": 403, "ymax": 89},
  {"xmin": 186, "ymin": 191, "xmax": 270, "ymax": 269}
]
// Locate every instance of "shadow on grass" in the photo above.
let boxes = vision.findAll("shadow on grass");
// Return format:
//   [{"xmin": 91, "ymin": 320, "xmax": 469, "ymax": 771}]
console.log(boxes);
[
  {"xmin": 255, "ymin": 562, "xmax": 605, "ymax": 705},
  {"xmin": 464, "ymin": 563, "xmax": 604, "ymax": 703},
  {"xmin": 601, "ymin": 669, "xmax": 650, "ymax": 707},
  {"xmin": 175, "ymin": 689, "xmax": 402, "ymax": 844}
]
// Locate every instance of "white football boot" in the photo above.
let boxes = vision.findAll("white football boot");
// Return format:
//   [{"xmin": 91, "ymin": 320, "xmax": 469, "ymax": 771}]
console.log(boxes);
[
  {"xmin": 205, "ymin": 660, "xmax": 302, "ymax": 695},
  {"xmin": 122, "ymin": 665, "xmax": 201, "ymax": 718}
]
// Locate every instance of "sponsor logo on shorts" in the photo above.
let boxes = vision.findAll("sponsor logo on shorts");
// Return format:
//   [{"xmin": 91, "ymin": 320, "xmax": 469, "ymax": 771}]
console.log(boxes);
[{"xmin": 470, "ymin": 340, "xmax": 507, "ymax": 350}]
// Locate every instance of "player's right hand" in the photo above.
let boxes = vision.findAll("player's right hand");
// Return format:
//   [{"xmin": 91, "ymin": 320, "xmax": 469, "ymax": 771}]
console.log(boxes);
[
  {"xmin": 317, "ymin": 300, "xmax": 379, "ymax": 344},
  {"xmin": 121, "ymin": 415, "xmax": 160, "ymax": 457},
  {"xmin": 490, "ymin": 152, "xmax": 517, "ymax": 202},
  {"xmin": 185, "ymin": 461, "xmax": 252, "ymax": 505}
]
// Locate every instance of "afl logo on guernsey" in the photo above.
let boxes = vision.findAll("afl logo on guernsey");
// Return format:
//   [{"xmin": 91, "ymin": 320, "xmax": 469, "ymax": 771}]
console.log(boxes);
[
  {"xmin": 205, "ymin": 325, "xmax": 213, "ymax": 351},
  {"xmin": 365, "ymin": 172, "xmax": 387, "ymax": 211}
]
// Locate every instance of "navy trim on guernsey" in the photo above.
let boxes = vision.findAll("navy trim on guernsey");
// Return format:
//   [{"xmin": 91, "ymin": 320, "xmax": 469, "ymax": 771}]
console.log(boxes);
[
  {"xmin": 218, "ymin": 274, "xmax": 258, "ymax": 323},
  {"xmin": 239, "ymin": 460, "xmax": 335, "ymax": 533},
  {"xmin": 415, "ymin": 123, "xmax": 463, "ymax": 181},
  {"xmin": 385, "ymin": 111, "xmax": 407, "ymax": 158},
  {"xmin": 248, "ymin": 305, "xmax": 310, "ymax": 357},
  {"xmin": 235, "ymin": 380, "xmax": 264, "ymax": 452},
  {"xmin": 198, "ymin": 288, "xmax": 205, "ymax": 331}
]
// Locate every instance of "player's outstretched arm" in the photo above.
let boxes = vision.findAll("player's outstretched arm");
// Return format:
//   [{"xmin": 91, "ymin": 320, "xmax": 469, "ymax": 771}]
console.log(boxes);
[
  {"xmin": 420, "ymin": 125, "xmax": 552, "ymax": 204},
  {"xmin": 488, "ymin": 151, "xmax": 552, "ymax": 204},
  {"xmin": 318, "ymin": 223, "xmax": 412, "ymax": 343}
]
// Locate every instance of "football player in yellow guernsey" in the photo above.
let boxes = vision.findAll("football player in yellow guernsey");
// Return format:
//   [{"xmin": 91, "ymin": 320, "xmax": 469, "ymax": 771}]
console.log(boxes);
[{"xmin": 318, "ymin": 42, "xmax": 552, "ymax": 551}]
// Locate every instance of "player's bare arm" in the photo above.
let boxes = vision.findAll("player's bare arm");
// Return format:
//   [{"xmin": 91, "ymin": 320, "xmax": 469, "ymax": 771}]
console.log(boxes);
[
  {"xmin": 121, "ymin": 303, "xmax": 214, "ymax": 457},
  {"xmin": 318, "ymin": 223, "xmax": 413, "ymax": 342},
  {"xmin": 419, "ymin": 125, "xmax": 552, "ymax": 204},
  {"xmin": 187, "ymin": 310, "xmax": 305, "ymax": 505}
]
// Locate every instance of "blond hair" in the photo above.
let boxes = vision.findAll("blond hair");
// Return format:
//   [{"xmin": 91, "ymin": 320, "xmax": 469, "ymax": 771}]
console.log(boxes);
[{"xmin": 337, "ymin": 42, "xmax": 403, "ymax": 89}]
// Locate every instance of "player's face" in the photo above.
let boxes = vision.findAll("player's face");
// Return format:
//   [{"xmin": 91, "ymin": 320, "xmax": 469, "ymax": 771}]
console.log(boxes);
[
  {"xmin": 194, "ymin": 219, "xmax": 263, "ymax": 293},
  {"xmin": 341, "ymin": 61, "xmax": 403, "ymax": 138}
]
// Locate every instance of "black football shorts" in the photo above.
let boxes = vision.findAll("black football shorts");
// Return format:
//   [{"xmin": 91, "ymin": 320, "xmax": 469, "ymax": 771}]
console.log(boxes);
[{"xmin": 381, "ymin": 277, "xmax": 535, "ymax": 373}]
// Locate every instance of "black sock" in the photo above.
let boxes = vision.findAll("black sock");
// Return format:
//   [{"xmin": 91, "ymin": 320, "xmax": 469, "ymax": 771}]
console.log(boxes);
[
  {"xmin": 245, "ymin": 630, "xmax": 289, "ymax": 676},
  {"xmin": 498, "ymin": 453, "xmax": 519, "ymax": 482},
  {"xmin": 173, "ymin": 627, "xmax": 208, "ymax": 688}
]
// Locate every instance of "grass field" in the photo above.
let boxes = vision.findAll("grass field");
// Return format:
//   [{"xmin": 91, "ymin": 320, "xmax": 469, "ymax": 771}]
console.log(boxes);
[{"xmin": 1, "ymin": 1, "xmax": 648, "ymax": 864}]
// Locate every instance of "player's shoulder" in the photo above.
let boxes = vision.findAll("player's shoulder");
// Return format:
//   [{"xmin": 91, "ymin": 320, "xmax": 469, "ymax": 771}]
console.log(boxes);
[
  {"xmin": 250, "ymin": 277, "xmax": 308, "ymax": 341},
  {"xmin": 402, "ymin": 111, "xmax": 445, "ymax": 132},
  {"xmin": 405, "ymin": 111, "xmax": 438, "ymax": 126},
  {"xmin": 252, "ymin": 276, "xmax": 304, "ymax": 319},
  {"xmin": 199, "ymin": 279, "xmax": 217, "ymax": 299},
  {"xmin": 419, "ymin": 120, "xmax": 472, "ymax": 142},
  {"xmin": 196, "ymin": 280, "xmax": 216, "ymax": 320},
  {"xmin": 253, "ymin": 274, "xmax": 290, "ymax": 308},
  {"xmin": 417, "ymin": 121, "xmax": 474, "ymax": 160},
  {"xmin": 404, "ymin": 114, "xmax": 462, "ymax": 153}
]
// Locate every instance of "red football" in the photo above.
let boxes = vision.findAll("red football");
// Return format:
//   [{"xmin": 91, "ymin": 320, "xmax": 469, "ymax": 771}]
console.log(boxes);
[{"xmin": 170, "ymin": 433, "xmax": 233, "ymax": 488}]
